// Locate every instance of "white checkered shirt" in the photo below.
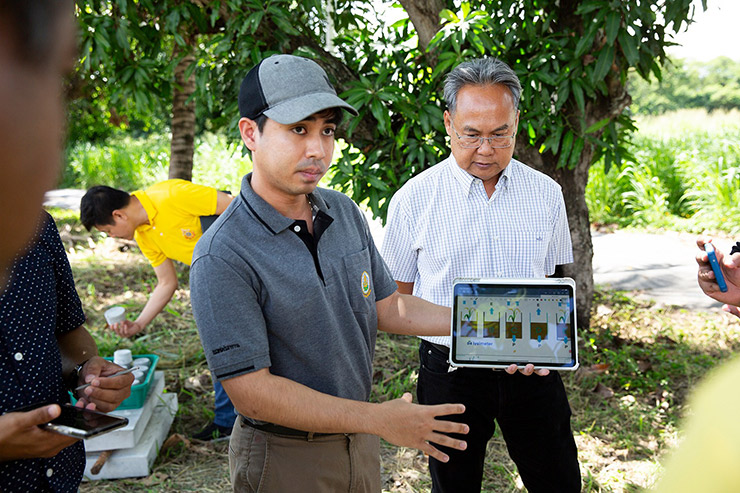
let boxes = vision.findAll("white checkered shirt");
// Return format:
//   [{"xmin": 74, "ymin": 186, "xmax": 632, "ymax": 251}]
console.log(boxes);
[{"xmin": 381, "ymin": 155, "xmax": 573, "ymax": 347}]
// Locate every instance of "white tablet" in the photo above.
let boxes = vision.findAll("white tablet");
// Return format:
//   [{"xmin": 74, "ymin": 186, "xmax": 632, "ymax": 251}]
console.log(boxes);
[{"xmin": 450, "ymin": 278, "xmax": 578, "ymax": 370}]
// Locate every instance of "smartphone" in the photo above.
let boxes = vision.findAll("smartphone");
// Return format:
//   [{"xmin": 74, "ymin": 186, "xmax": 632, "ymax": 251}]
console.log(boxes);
[
  {"xmin": 10, "ymin": 402, "xmax": 128, "ymax": 439},
  {"xmin": 705, "ymin": 243, "xmax": 728, "ymax": 292}
]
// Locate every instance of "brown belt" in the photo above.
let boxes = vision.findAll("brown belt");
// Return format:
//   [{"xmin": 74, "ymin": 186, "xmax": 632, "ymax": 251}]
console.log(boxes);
[{"xmin": 240, "ymin": 416, "xmax": 340, "ymax": 439}]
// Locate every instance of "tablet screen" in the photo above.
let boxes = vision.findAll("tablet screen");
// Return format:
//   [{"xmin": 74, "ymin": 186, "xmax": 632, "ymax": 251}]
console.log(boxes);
[{"xmin": 450, "ymin": 278, "xmax": 578, "ymax": 370}]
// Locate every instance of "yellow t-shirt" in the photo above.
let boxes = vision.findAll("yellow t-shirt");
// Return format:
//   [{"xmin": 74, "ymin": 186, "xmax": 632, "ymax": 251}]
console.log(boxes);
[
  {"xmin": 652, "ymin": 355, "xmax": 740, "ymax": 492},
  {"xmin": 132, "ymin": 179, "xmax": 218, "ymax": 267}
]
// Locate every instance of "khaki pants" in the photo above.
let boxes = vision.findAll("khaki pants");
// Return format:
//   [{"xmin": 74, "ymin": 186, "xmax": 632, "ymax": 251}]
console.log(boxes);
[{"xmin": 229, "ymin": 420, "xmax": 381, "ymax": 492}]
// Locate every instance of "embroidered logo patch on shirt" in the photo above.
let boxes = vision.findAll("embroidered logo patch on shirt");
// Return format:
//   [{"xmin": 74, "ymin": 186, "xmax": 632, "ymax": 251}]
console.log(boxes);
[
  {"xmin": 181, "ymin": 229, "xmax": 194, "ymax": 239},
  {"xmin": 361, "ymin": 271, "xmax": 371, "ymax": 298}
]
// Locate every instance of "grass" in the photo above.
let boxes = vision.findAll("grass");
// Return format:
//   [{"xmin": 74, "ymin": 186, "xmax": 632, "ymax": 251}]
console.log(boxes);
[
  {"xmin": 49, "ymin": 208, "xmax": 740, "ymax": 492},
  {"xmin": 586, "ymin": 109, "xmax": 740, "ymax": 234}
]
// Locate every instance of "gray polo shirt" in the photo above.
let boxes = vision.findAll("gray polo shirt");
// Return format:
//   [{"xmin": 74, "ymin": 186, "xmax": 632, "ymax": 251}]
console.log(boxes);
[{"xmin": 191, "ymin": 174, "xmax": 398, "ymax": 402}]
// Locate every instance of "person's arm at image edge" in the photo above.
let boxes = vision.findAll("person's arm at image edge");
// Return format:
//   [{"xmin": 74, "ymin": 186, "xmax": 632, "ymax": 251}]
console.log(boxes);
[
  {"xmin": 222, "ymin": 367, "xmax": 468, "ymax": 462},
  {"xmin": 110, "ymin": 259, "xmax": 178, "ymax": 337},
  {"xmin": 696, "ymin": 237, "xmax": 740, "ymax": 316}
]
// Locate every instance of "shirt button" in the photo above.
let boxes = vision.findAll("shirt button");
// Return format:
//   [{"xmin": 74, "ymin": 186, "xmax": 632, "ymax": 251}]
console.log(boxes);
[
  {"xmin": 46, "ymin": 468, "xmax": 53, "ymax": 477},
  {"xmin": 293, "ymin": 225, "xmax": 301, "ymax": 232},
  {"xmin": 14, "ymin": 352, "xmax": 23, "ymax": 361}
]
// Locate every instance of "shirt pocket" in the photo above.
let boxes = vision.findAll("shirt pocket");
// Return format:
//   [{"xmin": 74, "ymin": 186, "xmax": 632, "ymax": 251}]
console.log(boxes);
[
  {"xmin": 342, "ymin": 248, "xmax": 375, "ymax": 314},
  {"xmin": 503, "ymin": 230, "xmax": 551, "ymax": 277}
]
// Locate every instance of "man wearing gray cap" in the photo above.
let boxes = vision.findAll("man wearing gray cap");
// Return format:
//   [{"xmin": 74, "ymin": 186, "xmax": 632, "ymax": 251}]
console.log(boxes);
[{"xmin": 190, "ymin": 54, "xmax": 469, "ymax": 492}]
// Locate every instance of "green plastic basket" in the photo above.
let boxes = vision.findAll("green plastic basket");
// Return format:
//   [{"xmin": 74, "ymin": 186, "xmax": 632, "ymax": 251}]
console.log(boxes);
[{"xmin": 69, "ymin": 354, "xmax": 159, "ymax": 410}]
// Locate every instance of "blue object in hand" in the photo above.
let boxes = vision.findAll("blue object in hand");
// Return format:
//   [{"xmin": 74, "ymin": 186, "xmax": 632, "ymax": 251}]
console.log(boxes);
[{"xmin": 705, "ymin": 243, "xmax": 728, "ymax": 293}]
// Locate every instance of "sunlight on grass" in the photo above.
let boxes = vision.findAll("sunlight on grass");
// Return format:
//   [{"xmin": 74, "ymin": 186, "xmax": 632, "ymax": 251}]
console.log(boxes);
[{"xmin": 635, "ymin": 109, "xmax": 740, "ymax": 137}]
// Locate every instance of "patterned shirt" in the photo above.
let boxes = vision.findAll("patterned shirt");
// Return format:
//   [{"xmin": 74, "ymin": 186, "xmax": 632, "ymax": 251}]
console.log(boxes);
[
  {"xmin": 381, "ymin": 155, "xmax": 573, "ymax": 347},
  {"xmin": 0, "ymin": 212, "xmax": 86, "ymax": 492}
]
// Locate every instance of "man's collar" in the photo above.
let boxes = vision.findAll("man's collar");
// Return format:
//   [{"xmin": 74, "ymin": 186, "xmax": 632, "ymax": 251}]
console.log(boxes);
[
  {"xmin": 447, "ymin": 154, "xmax": 512, "ymax": 195},
  {"xmin": 130, "ymin": 190, "xmax": 156, "ymax": 230},
  {"xmin": 239, "ymin": 173, "xmax": 331, "ymax": 235}
]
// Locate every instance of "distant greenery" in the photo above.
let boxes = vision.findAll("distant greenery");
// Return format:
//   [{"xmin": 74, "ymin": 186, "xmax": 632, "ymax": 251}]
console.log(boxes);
[
  {"xmin": 629, "ymin": 57, "xmax": 740, "ymax": 115},
  {"xmin": 586, "ymin": 109, "xmax": 740, "ymax": 234},
  {"xmin": 62, "ymin": 132, "xmax": 251, "ymax": 192},
  {"xmin": 62, "ymin": 135, "xmax": 169, "ymax": 191}
]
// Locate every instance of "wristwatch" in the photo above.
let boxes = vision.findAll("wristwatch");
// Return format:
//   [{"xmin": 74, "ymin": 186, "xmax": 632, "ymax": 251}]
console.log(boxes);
[{"xmin": 66, "ymin": 359, "xmax": 89, "ymax": 392}]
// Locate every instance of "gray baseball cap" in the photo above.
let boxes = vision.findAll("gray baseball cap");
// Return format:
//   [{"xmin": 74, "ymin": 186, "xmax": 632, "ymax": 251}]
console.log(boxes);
[{"xmin": 238, "ymin": 54, "xmax": 358, "ymax": 124}]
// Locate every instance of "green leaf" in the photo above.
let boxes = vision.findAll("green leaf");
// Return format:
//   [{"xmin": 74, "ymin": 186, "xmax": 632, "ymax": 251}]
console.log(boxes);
[
  {"xmin": 420, "ymin": 111, "xmax": 430, "ymax": 134},
  {"xmin": 164, "ymin": 307, "xmax": 181, "ymax": 317},
  {"xmin": 543, "ymin": 125, "xmax": 564, "ymax": 155},
  {"xmin": 93, "ymin": 30, "xmax": 111, "ymax": 50},
  {"xmin": 568, "ymin": 137, "xmax": 584, "ymax": 168},
  {"xmin": 367, "ymin": 175, "xmax": 390, "ymax": 191},
  {"xmin": 556, "ymin": 82, "xmax": 570, "ymax": 111},
  {"xmin": 120, "ymin": 66, "xmax": 135, "ymax": 84},
  {"xmin": 439, "ymin": 9, "xmax": 457, "ymax": 22},
  {"xmin": 618, "ymin": 30, "xmax": 639, "ymax": 66},
  {"xmin": 115, "ymin": 25, "xmax": 129, "ymax": 53},
  {"xmin": 537, "ymin": 71, "xmax": 557, "ymax": 86},
  {"xmin": 557, "ymin": 130, "xmax": 574, "ymax": 169},
  {"xmin": 133, "ymin": 90, "xmax": 148, "ymax": 111},
  {"xmin": 370, "ymin": 100, "xmax": 387, "ymax": 133},
  {"xmin": 451, "ymin": 32, "xmax": 461, "ymax": 54},
  {"xmin": 461, "ymin": 2, "xmax": 471, "ymax": 19},
  {"xmin": 605, "ymin": 11, "xmax": 621, "ymax": 46},
  {"xmin": 592, "ymin": 45, "xmax": 615, "ymax": 82},
  {"xmin": 572, "ymin": 81, "xmax": 585, "ymax": 113},
  {"xmin": 575, "ymin": 32, "xmax": 594, "ymax": 58},
  {"xmin": 585, "ymin": 117, "xmax": 611, "ymax": 134},
  {"xmin": 575, "ymin": 0, "xmax": 606, "ymax": 15}
]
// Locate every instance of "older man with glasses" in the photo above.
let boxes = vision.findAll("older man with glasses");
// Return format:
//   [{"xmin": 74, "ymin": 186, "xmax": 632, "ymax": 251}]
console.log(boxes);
[{"xmin": 381, "ymin": 57, "xmax": 581, "ymax": 492}]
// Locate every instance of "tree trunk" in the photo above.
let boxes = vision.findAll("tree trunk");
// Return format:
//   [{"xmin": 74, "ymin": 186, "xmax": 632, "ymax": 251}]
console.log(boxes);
[
  {"xmin": 398, "ymin": 0, "xmax": 446, "ymax": 52},
  {"xmin": 169, "ymin": 47, "xmax": 196, "ymax": 181},
  {"xmin": 550, "ymin": 159, "xmax": 593, "ymax": 331},
  {"xmin": 516, "ymin": 144, "xmax": 594, "ymax": 329}
]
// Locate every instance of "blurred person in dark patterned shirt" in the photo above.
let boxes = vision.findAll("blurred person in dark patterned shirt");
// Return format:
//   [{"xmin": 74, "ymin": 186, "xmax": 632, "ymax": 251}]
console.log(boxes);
[
  {"xmin": 0, "ymin": 2, "xmax": 131, "ymax": 491},
  {"xmin": 0, "ymin": 213, "xmax": 133, "ymax": 492}
]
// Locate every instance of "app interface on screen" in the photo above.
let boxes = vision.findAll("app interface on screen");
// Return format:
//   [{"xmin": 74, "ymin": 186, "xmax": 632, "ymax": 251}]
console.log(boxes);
[{"xmin": 454, "ymin": 286, "xmax": 574, "ymax": 364}]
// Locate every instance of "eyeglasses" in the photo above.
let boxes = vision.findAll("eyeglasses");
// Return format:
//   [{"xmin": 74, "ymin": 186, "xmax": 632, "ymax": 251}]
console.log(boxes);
[{"xmin": 450, "ymin": 121, "xmax": 516, "ymax": 149}]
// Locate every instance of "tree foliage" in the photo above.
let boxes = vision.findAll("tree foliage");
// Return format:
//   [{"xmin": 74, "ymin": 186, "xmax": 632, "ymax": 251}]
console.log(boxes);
[
  {"xmin": 73, "ymin": 0, "xmax": 702, "ymax": 327},
  {"xmin": 629, "ymin": 56, "xmax": 740, "ymax": 114}
]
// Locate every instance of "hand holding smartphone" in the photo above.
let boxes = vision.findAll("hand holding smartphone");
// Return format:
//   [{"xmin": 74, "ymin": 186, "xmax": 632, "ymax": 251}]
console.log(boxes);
[
  {"xmin": 704, "ymin": 243, "xmax": 728, "ymax": 292},
  {"xmin": 44, "ymin": 404, "xmax": 128, "ymax": 439},
  {"xmin": 12, "ymin": 402, "xmax": 128, "ymax": 439}
]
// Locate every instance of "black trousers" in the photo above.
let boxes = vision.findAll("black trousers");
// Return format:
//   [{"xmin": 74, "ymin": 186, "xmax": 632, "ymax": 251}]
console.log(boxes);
[{"xmin": 417, "ymin": 340, "xmax": 581, "ymax": 493}]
